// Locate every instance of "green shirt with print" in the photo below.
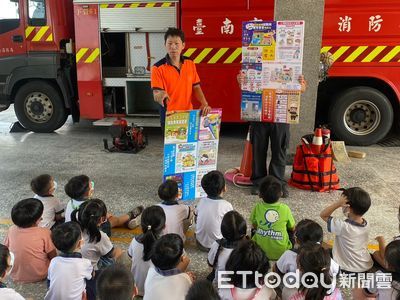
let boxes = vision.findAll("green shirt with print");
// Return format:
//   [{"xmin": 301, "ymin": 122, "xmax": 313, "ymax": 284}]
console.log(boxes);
[{"xmin": 250, "ymin": 201, "xmax": 295, "ymax": 260}]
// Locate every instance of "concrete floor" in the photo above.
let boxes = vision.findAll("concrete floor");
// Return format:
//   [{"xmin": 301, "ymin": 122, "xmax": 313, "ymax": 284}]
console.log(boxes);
[{"xmin": 0, "ymin": 106, "xmax": 399, "ymax": 299}]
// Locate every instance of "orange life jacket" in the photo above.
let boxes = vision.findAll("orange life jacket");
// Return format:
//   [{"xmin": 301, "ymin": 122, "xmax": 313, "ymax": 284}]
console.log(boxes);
[{"xmin": 289, "ymin": 135, "xmax": 339, "ymax": 192}]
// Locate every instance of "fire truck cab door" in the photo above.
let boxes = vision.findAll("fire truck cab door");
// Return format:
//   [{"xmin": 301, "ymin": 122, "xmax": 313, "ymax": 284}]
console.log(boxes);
[{"xmin": 0, "ymin": 0, "xmax": 27, "ymax": 93}]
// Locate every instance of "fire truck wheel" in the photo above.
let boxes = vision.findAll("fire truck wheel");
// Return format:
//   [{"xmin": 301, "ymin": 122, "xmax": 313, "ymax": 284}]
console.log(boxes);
[
  {"xmin": 329, "ymin": 87, "xmax": 393, "ymax": 146},
  {"xmin": 14, "ymin": 81, "xmax": 68, "ymax": 133}
]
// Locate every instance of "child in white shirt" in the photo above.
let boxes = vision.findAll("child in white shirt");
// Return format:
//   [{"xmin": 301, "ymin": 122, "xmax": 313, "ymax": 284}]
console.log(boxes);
[
  {"xmin": 45, "ymin": 222, "xmax": 93, "ymax": 300},
  {"xmin": 73, "ymin": 199, "xmax": 123, "ymax": 271},
  {"xmin": 275, "ymin": 219, "xmax": 339, "ymax": 295},
  {"xmin": 144, "ymin": 234, "xmax": 193, "ymax": 300},
  {"xmin": 281, "ymin": 243, "xmax": 342, "ymax": 300},
  {"xmin": 31, "ymin": 174, "xmax": 64, "ymax": 229},
  {"xmin": 64, "ymin": 175, "xmax": 143, "ymax": 231},
  {"xmin": 218, "ymin": 240, "xmax": 276, "ymax": 300},
  {"xmin": 195, "ymin": 171, "xmax": 233, "ymax": 251},
  {"xmin": 158, "ymin": 180, "xmax": 192, "ymax": 242},
  {"xmin": 320, "ymin": 187, "xmax": 373, "ymax": 273},
  {"xmin": 128, "ymin": 206, "xmax": 166, "ymax": 296},
  {"xmin": 0, "ymin": 244, "xmax": 25, "ymax": 300},
  {"xmin": 208, "ymin": 211, "xmax": 247, "ymax": 285}
]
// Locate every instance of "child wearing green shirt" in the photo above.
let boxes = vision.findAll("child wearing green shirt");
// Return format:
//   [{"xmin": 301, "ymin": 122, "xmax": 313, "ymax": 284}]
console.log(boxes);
[{"xmin": 250, "ymin": 176, "xmax": 295, "ymax": 260}]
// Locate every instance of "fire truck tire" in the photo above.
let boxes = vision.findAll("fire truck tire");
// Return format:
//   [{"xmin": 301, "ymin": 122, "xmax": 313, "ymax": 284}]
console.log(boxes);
[
  {"xmin": 14, "ymin": 81, "xmax": 68, "ymax": 133},
  {"xmin": 329, "ymin": 87, "xmax": 393, "ymax": 146}
]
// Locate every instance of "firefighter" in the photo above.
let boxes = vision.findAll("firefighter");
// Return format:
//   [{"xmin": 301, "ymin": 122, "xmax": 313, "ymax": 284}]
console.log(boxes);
[
  {"xmin": 237, "ymin": 74, "xmax": 307, "ymax": 197},
  {"xmin": 151, "ymin": 28, "xmax": 211, "ymax": 130}
]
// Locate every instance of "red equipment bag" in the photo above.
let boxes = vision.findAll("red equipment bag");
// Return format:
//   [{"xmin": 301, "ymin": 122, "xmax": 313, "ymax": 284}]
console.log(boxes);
[{"xmin": 289, "ymin": 134, "xmax": 339, "ymax": 192}]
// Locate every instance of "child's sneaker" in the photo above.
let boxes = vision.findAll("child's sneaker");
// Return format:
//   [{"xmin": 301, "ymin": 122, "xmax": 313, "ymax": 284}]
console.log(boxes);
[{"xmin": 126, "ymin": 205, "xmax": 144, "ymax": 229}]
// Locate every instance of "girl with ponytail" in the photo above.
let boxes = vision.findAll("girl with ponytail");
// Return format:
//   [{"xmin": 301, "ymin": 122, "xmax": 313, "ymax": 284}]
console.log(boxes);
[
  {"xmin": 282, "ymin": 243, "xmax": 342, "ymax": 300},
  {"xmin": 128, "ymin": 206, "xmax": 166, "ymax": 297},
  {"xmin": 73, "ymin": 199, "xmax": 123, "ymax": 271}
]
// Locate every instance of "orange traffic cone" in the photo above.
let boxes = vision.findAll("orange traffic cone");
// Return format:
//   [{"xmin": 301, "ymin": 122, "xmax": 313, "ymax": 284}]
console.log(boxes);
[
  {"xmin": 311, "ymin": 127, "xmax": 323, "ymax": 154},
  {"xmin": 224, "ymin": 126, "xmax": 253, "ymax": 186}
]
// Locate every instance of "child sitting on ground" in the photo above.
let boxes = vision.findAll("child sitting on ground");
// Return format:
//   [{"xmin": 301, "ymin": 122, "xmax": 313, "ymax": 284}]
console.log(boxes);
[
  {"xmin": 208, "ymin": 210, "xmax": 247, "ymax": 285},
  {"xmin": 128, "ymin": 206, "xmax": 166, "ymax": 297},
  {"xmin": 45, "ymin": 222, "xmax": 94, "ymax": 300},
  {"xmin": 372, "ymin": 204, "xmax": 400, "ymax": 269},
  {"xmin": 144, "ymin": 234, "xmax": 193, "ymax": 300},
  {"xmin": 97, "ymin": 264, "xmax": 137, "ymax": 300},
  {"xmin": 320, "ymin": 187, "xmax": 373, "ymax": 273},
  {"xmin": 4, "ymin": 198, "xmax": 57, "ymax": 283},
  {"xmin": 195, "ymin": 170, "xmax": 233, "ymax": 251},
  {"xmin": 72, "ymin": 199, "xmax": 123, "ymax": 271},
  {"xmin": 282, "ymin": 243, "xmax": 342, "ymax": 300},
  {"xmin": 275, "ymin": 219, "xmax": 340, "ymax": 295},
  {"xmin": 0, "ymin": 244, "xmax": 25, "ymax": 299},
  {"xmin": 362, "ymin": 239, "xmax": 400, "ymax": 299},
  {"xmin": 64, "ymin": 175, "xmax": 143, "ymax": 230},
  {"xmin": 219, "ymin": 239, "xmax": 276, "ymax": 300},
  {"xmin": 186, "ymin": 279, "xmax": 221, "ymax": 300},
  {"xmin": 250, "ymin": 175, "xmax": 295, "ymax": 260},
  {"xmin": 158, "ymin": 180, "xmax": 193, "ymax": 242},
  {"xmin": 31, "ymin": 174, "xmax": 64, "ymax": 229}
]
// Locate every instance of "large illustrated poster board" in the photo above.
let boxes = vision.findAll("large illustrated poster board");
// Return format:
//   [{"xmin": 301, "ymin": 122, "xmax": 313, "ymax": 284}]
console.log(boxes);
[
  {"xmin": 241, "ymin": 20, "xmax": 305, "ymax": 123},
  {"xmin": 163, "ymin": 109, "xmax": 222, "ymax": 200}
]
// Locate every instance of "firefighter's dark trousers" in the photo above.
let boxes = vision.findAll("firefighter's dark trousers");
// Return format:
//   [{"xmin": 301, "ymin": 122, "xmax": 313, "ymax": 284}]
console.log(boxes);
[{"xmin": 250, "ymin": 122, "xmax": 290, "ymax": 185}]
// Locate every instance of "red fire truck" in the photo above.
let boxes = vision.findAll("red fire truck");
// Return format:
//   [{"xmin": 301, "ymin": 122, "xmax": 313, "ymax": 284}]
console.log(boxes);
[{"xmin": 0, "ymin": 0, "xmax": 399, "ymax": 145}]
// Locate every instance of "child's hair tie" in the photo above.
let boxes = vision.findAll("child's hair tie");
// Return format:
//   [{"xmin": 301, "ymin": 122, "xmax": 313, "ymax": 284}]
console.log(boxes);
[
  {"xmin": 321, "ymin": 267, "xmax": 327, "ymax": 271},
  {"xmin": 147, "ymin": 225, "xmax": 152, "ymax": 230}
]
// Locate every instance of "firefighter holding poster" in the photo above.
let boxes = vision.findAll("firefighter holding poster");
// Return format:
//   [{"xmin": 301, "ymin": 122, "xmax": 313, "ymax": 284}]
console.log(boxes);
[
  {"xmin": 239, "ymin": 21, "xmax": 307, "ymax": 197},
  {"xmin": 151, "ymin": 28, "xmax": 211, "ymax": 130}
]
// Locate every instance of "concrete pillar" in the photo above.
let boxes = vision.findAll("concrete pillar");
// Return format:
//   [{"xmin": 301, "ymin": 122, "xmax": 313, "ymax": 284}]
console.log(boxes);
[{"xmin": 274, "ymin": 0, "xmax": 325, "ymax": 152}]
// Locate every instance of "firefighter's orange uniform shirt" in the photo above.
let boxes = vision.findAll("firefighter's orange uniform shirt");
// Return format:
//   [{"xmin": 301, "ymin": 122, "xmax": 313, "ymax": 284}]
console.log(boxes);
[{"xmin": 151, "ymin": 55, "xmax": 200, "ymax": 111}]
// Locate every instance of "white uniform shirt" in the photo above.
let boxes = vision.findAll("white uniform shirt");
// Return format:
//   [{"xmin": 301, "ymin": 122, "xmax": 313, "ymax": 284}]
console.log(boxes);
[
  {"xmin": 0, "ymin": 288, "xmax": 25, "ymax": 300},
  {"xmin": 195, "ymin": 197, "xmax": 233, "ymax": 248},
  {"xmin": 44, "ymin": 254, "xmax": 93, "ymax": 300},
  {"xmin": 144, "ymin": 267, "xmax": 192, "ymax": 300},
  {"xmin": 81, "ymin": 230, "xmax": 113, "ymax": 270},
  {"xmin": 127, "ymin": 237, "xmax": 153, "ymax": 296},
  {"xmin": 328, "ymin": 217, "xmax": 373, "ymax": 272},
  {"xmin": 65, "ymin": 199, "xmax": 85, "ymax": 222},
  {"xmin": 158, "ymin": 202, "xmax": 191, "ymax": 241},
  {"xmin": 219, "ymin": 286, "xmax": 276, "ymax": 300},
  {"xmin": 276, "ymin": 249, "xmax": 340, "ymax": 294},
  {"xmin": 208, "ymin": 240, "xmax": 236, "ymax": 285},
  {"xmin": 34, "ymin": 195, "xmax": 64, "ymax": 229}
]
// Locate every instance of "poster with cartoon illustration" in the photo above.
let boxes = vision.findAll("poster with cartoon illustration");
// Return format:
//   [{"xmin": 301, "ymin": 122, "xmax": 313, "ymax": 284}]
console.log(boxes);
[
  {"xmin": 163, "ymin": 109, "xmax": 222, "ymax": 200},
  {"xmin": 199, "ymin": 108, "xmax": 222, "ymax": 141},
  {"xmin": 241, "ymin": 20, "xmax": 304, "ymax": 124},
  {"xmin": 197, "ymin": 140, "xmax": 218, "ymax": 168},
  {"xmin": 164, "ymin": 111, "xmax": 199, "ymax": 144}
]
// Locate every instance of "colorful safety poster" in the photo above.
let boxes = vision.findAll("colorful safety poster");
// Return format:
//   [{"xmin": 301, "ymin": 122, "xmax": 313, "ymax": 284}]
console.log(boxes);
[
  {"xmin": 163, "ymin": 109, "xmax": 222, "ymax": 200},
  {"xmin": 241, "ymin": 20, "xmax": 305, "ymax": 123}
]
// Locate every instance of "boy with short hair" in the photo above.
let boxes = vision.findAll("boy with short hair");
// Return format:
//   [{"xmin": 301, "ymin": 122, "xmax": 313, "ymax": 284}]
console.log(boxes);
[
  {"xmin": 151, "ymin": 27, "xmax": 211, "ymax": 129},
  {"xmin": 250, "ymin": 175, "xmax": 295, "ymax": 260},
  {"xmin": 144, "ymin": 234, "xmax": 193, "ymax": 300},
  {"xmin": 45, "ymin": 222, "xmax": 93, "ymax": 300},
  {"xmin": 320, "ymin": 187, "xmax": 373, "ymax": 273},
  {"xmin": 4, "ymin": 198, "xmax": 57, "ymax": 283},
  {"xmin": 158, "ymin": 180, "xmax": 193, "ymax": 242},
  {"xmin": 97, "ymin": 264, "xmax": 137, "ymax": 300},
  {"xmin": 195, "ymin": 170, "xmax": 233, "ymax": 251},
  {"xmin": 31, "ymin": 174, "xmax": 64, "ymax": 229}
]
